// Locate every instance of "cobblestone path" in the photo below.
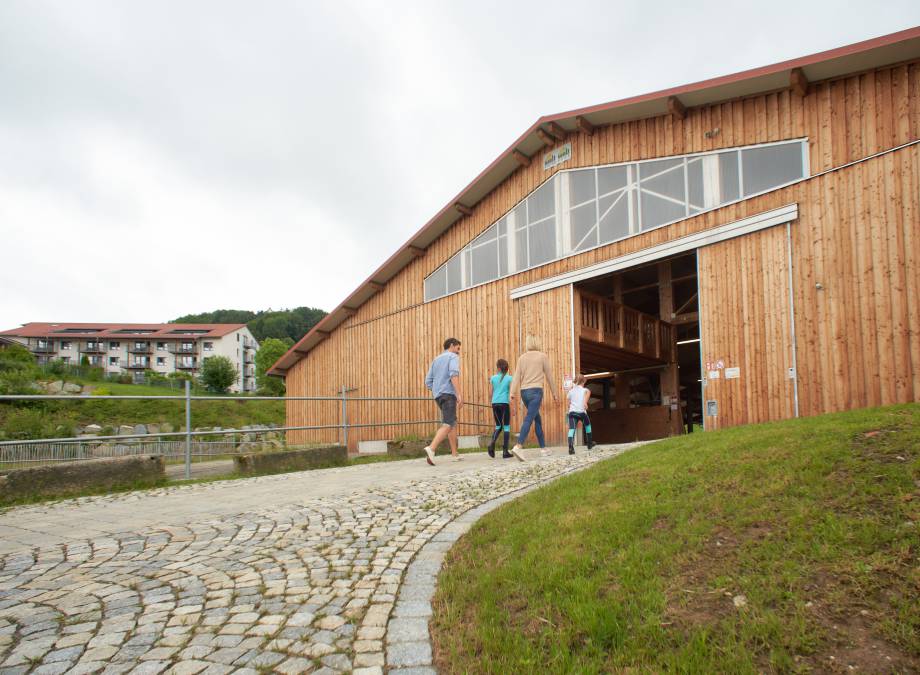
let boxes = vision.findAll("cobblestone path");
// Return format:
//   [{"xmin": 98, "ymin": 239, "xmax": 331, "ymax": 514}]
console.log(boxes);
[{"xmin": 0, "ymin": 447, "xmax": 630, "ymax": 674}]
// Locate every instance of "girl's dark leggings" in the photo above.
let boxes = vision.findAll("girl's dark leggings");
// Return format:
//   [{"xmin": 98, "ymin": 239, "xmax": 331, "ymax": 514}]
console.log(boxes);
[{"xmin": 490, "ymin": 403, "xmax": 510, "ymax": 449}]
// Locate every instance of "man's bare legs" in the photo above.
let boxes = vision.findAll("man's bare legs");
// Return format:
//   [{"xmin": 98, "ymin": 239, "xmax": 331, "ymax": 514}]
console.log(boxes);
[{"xmin": 447, "ymin": 425, "xmax": 458, "ymax": 458}]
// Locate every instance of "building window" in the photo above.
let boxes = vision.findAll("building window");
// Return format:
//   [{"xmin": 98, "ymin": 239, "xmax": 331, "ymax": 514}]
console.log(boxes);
[
  {"xmin": 424, "ymin": 138, "xmax": 808, "ymax": 301},
  {"xmin": 109, "ymin": 341, "xmax": 120, "ymax": 350},
  {"xmin": 157, "ymin": 342, "xmax": 166, "ymax": 351},
  {"xmin": 60, "ymin": 356, "xmax": 71, "ymax": 364},
  {"xmin": 60, "ymin": 341, "xmax": 72, "ymax": 350},
  {"xmin": 156, "ymin": 357, "xmax": 166, "ymax": 366},
  {"xmin": 203, "ymin": 342, "xmax": 213, "ymax": 351},
  {"xmin": 109, "ymin": 356, "xmax": 120, "ymax": 366}
]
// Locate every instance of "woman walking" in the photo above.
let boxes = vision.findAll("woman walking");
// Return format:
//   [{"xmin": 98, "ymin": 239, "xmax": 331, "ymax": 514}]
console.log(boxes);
[
  {"xmin": 488, "ymin": 359, "xmax": 513, "ymax": 459},
  {"xmin": 509, "ymin": 335, "xmax": 558, "ymax": 461}
]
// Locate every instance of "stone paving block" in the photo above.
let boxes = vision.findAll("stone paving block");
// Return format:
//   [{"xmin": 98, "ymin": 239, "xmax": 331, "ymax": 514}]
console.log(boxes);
[
  {"xmin": 274, "ymin": 657, "xmax": 313, "ymax": 675},
  {"xmin": 386, "ymin": 617, "xmax": 429, "ymax": 643},
  {"xmin": 387, "ymin": 640, "xmax": 432, "ymax": 668}
]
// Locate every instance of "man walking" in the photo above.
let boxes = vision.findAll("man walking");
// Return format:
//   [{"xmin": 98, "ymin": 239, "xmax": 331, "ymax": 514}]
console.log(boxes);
[{"xmin": 423, "ymin": 337, "xmax": 463, "ymax": 465}]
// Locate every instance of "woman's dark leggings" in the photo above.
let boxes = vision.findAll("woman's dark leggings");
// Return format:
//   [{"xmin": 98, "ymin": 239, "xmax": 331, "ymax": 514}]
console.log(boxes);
[{"xmin": 490, "ymin": 403, "xmax": 511, "ymax": 450}]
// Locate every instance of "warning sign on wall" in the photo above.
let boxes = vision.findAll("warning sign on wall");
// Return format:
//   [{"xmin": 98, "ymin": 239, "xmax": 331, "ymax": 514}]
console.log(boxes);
[{"xmin": 725, "ymin": 367, "xmax": 740, "ymax": 379}]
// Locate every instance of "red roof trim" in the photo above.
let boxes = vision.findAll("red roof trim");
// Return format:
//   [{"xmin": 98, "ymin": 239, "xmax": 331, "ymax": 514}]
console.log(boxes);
[{"xmin": 0, "ymin": 323, "xmax": 249, "ymax": 339}]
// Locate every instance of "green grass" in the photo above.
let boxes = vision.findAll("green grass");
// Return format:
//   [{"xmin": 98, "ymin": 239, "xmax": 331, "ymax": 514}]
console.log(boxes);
[
  {"xmin": 431, "ymin": 404, "xmax": 920, "ymax": 674},
  {"xmin": 0, "ymin": 377, "xmax": 284, "ymax": 440}
]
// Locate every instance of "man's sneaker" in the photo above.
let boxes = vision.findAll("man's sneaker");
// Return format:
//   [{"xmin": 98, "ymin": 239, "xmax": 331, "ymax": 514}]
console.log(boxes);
[
  {"xmin": 487, "ymin": 444, "xmax": 495, "ymax": 458},
  {"xmin": 510, "ymin": 445, "xmax": 525, "ymax": 462},
  {"xmin": 454, "ymin": 455, "xmax": 463, "ymax": 461},
  {"xmin": 568, "ymin": 446, "xmax": 575, "ymax": 455},
  {"xmin": 424, "ymin": 447, "xmax": 435, "ymax": 466}
]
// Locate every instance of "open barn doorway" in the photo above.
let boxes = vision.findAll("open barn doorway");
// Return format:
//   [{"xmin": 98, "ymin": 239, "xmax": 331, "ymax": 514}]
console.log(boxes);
[{"xmin": 573, "ymin": 251, "xmax": 702, "ymax": 442}]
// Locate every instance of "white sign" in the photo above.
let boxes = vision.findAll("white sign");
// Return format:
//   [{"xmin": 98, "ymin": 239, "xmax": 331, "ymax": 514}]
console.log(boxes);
[
  {"xmin": 708, "ymin": 370, "xmax": 721, "ymax": 380},
  {"xmin": 563, "ymin": 374, "xmax": 574, "ymax": 390},
  {"xmin": 543, "ymin": 143, "xmax": 572, "ymax": 170},
  {"xmin": 725, "ymin": 367, "xmax": 740, "ymax": 379}
]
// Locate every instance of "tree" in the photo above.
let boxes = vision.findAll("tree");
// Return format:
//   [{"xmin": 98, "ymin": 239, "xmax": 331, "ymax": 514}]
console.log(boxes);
[
  {"xmin": 170, "ymin": 306, "xmax": 327, "ymax": 343},
  {"xmin": 198, "ymin": 356, "xmax": 238, "ymax": 394},
  {"xmin": 255, "ymin": 337, "xmax": 293, "ymax": 396}
]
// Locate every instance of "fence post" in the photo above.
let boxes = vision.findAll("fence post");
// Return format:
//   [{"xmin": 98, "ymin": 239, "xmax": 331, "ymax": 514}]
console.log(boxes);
[
  {"xmin": 340, "ymin": 384, "xmax": 348, "ymax": 450},
  {"xmin": 184, "ymin": 379, "xmax": 192, "ymax": 480}
]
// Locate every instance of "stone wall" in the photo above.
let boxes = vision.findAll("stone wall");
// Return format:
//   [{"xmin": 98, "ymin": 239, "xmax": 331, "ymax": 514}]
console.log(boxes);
[
  {"xmin": 0, "ymin": 456, "xmax": 165, "ymax": 503},
  {"xmin": 233, "ymin": 445, "xmax": 347, "ymax": 475}
]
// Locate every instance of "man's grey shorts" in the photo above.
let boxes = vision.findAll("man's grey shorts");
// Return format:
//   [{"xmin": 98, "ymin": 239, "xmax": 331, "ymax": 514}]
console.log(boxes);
[{"xmin": 435, "ymin": 394, "xmax": 457, "ymax": 427}]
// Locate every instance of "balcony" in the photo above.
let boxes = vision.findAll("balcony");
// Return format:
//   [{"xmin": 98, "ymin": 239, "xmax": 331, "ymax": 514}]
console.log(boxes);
[
  {"xmin": 176, "ymin": 361, "xmax": 198, "ymax": 371},
  {"xmin": 170, "ymin": 345, "xmax": 197, "ymax": 355},
  {"xmin": 31, "ymin": 344, "xmax": 56, "ymax": 353},
  {"xmin": 129, "ymin": 344, "xmax": 152, "ymax": 354},
  {"xmin": 125, "ymin": 361, "xmax": 150, "ymax": 370},
  {"xmin": 243, "ymin": 355, "xmax": 255, "ymax": 364},
  {"xmin": 81, "ymin": 343, "xmax": 106, "ymax": 354},
  {"xmin": 577, "ymin": 290, "xmax": 676, "ymax": 372}
]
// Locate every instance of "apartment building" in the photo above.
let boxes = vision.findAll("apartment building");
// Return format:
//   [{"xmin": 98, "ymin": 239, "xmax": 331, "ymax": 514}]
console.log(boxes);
[{"xmin": 0, "ymin": 323, "xmax": 259, "ymax": 392}]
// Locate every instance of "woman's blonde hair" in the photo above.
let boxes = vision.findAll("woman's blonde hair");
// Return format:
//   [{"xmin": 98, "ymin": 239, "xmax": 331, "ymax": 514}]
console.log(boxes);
[
  {"xmin": 575, "ymin": 374, "xmax": 587, "ymax": 386},
  {"xmin": 525, "ymin": 334, "xmax": 542, "ymax": 352}
]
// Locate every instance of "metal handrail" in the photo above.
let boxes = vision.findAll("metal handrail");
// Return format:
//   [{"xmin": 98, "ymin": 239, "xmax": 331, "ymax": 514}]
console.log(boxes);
[{"xmin": 0, "ymin": 389, "xmax": 491, "ymax": 478}]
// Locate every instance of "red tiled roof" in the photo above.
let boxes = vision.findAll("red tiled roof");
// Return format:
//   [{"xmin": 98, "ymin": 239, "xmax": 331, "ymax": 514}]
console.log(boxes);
[{"xmin": 0, "ymin": 322, "xmax": 248, "ymax": 339}]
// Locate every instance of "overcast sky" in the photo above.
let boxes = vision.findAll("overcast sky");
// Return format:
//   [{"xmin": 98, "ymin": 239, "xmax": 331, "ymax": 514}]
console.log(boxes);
[{"xmin": 1, "ymin": 1, "xmax": 917, "ymax": 329}]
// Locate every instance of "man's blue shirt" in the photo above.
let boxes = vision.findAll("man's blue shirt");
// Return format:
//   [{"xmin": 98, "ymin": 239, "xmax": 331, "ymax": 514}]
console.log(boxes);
[{"xmin": 425, "ymin": 350, "xmax": 460, "ymax": 398}]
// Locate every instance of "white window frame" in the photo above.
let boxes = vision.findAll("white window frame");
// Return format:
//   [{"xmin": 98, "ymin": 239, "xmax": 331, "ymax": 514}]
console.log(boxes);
[{"xmin": 423, "ymin": 138, "xmax": 808, "ymax": 302}]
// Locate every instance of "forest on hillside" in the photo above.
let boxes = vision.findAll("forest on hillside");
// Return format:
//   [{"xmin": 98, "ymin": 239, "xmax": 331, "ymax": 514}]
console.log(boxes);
[{"xmin": 171, "ymin": 307, "xmax": 326, "ymax": 343}]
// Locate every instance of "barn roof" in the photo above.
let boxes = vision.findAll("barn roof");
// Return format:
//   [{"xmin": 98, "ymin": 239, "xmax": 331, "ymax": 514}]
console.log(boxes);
[{"xmin": 269, "ymin": 25, "xmax": 920, "ymax": 376}]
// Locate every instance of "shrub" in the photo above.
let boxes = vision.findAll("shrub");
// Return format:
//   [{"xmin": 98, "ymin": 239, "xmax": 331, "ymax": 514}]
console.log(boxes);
[{"xmin": 199, "ymin": 356, "xmax": 238, "ymax": 394}]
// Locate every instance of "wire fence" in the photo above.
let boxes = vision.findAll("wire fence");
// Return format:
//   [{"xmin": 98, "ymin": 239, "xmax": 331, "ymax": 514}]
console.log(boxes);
[{"xmin": 0, "ymin": 385, "xmax": 491, "ymax": 478}]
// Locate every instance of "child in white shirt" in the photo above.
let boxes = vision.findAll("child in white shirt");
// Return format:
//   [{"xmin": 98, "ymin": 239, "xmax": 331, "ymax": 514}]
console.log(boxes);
[{"xmin": 566, "ymin": 375, "xmax": 596, "ymax": 454}]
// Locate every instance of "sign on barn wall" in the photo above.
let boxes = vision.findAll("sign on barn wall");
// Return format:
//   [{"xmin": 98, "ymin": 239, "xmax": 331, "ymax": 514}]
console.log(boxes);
[{"xmin": 544, "ymin": 143, "xmax": 572, "ymax": 170}]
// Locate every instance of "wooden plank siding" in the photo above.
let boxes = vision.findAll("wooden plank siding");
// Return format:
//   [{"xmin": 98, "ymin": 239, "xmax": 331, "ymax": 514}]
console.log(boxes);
[
  {"xmin": 285, "ymin": 60, "xmax": 920, "ymax": 447},
  {"xmin": 698, "ymin": 226, "xmax": 796, "ymax": 431}
]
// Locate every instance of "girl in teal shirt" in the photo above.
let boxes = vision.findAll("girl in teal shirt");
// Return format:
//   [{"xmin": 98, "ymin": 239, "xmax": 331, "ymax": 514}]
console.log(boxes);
[{"xmin": 488, "ymin": 359, "xmax": 513, "ymax": 458}]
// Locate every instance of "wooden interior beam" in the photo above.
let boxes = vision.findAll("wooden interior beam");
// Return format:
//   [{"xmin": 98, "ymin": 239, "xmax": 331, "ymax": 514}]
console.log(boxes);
[
  {"xmin": 622, "ymin": 281, "xmax": 661, "ymax": 294},
  {"xmin": 790, "ymin": 67, "xmax": 810, "ymax": 97},
  {"xmin": 674, "ymin": 292, "xmax": 698, "ymax": 316},
  {"xmin": 671, "ymin": 312, "xmax": 699, "ymax": 325},
  {"xmin": 512, "ymin": 149, "xmax": 531, "ymax": 167},
  {"xmin": 535, "ymin": 127, "xmax": 555, "ymax": 146},
  {"xmin": 454, "ymin": 202, "xmax": 473, "ymax": 217},
  {"xmin": 575, "ymin": 115, "xmax": 595, "ymax": 136},
  {"xmin": 667, "ymin": 96, "xmax": 687, "ymax": 120},
  {"xmin": 547, "ymin": 121, "xmax": 567, "ymax": 141}
]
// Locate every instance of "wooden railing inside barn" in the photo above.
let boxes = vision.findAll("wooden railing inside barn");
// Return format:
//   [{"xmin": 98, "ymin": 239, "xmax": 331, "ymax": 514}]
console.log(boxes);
[{"xmin": 577, "ymin": 290, "xmax": 675, "ymax": 362}]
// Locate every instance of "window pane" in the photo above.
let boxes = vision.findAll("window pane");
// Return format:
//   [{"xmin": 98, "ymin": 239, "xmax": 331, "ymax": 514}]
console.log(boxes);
[
  {"xmin": 639, "ymin": 158, "xmax": 682, "ymax": 183},
  {"xmin": 471, "ymin": 239, "xmax": 499, "ymax": 285},
  {"xmin": 513, "ymin": 203, "xmax": 527, "ymax": 230},
  {"xmin": 640, "ymin": 192, "xmax": 686, "ymax": 230},
  {"xmin": 641, "ymin": 160, "xmax": 685, "ymax": 202},
  {"xmin": 471, "ymin": 224, "xmax": 496, "ymax": 246},
  {"xmin": 528, "ymin": 178, "xmax": 555, "ymax": 223},
  {"xmin": 742, "ymin": 142, "xmax": 803, "ymax": 196},
  {"xmin": 424, "ymin": 266, "xmax": 447, "ymax": 301},
  {"xmin": 570, "ymin": 202, "xmax": 597, "ymax": 251},
  {"xmin": 599, "ymin": 192, "xmax": 630, "ymax": 243},
  {"xmin": 498, "ymin": 235, "xmax": 508, "ymax": 276},
  {"xmin": 496, "ymin": 216, "xmax": 507, "ymax": 236},
  {"xmin": 515, "ymin": 227, "xmax": 528, "ymax": 270},
  {"xmin": 719, "ymin": 151, "xmax": 740, "ymax": 203},
  {"xmin": 597, "ymin": 165, "xmax": 629, "ymax": 195},
  {"xmin": 446, "ymin": 255, "xmax": 462, "ymax": 294},
  {"xmin": 687, "ymin": 158, "xmax": 704, "ymax": 210},
  {"xmin": 528, "ymin": 218, "xmax": 556, "ymax": 266},
  {"xmin": 569, "ymin": 169, "xmax": 596, "ymax": 206}
]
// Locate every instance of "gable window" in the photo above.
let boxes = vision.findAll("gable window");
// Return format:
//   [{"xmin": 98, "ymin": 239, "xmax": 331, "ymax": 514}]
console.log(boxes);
[{"xmin": 424, "ymin": 138, "xmax": 807, "ymax": 301}]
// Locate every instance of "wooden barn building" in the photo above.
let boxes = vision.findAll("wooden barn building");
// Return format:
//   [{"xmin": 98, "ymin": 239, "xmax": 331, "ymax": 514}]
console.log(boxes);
[{"xmin": 271, "ymin": 28, "xmax": 920, "ymax": 449}]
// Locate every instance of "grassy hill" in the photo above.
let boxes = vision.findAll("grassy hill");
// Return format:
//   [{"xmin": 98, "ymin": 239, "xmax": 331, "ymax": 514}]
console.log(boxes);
[
  {"xmin": 432, "ymin": 404, "xmax": 920, "ymax": 673},
  {"xmin": 0, "ymin": 378, "xmax": 284, "ymax": 440}
]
